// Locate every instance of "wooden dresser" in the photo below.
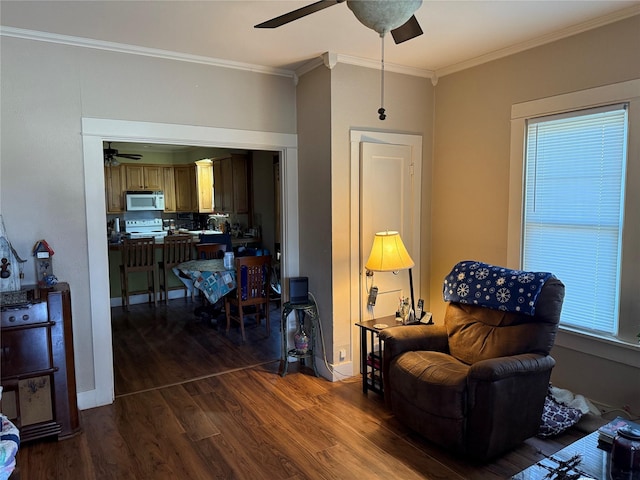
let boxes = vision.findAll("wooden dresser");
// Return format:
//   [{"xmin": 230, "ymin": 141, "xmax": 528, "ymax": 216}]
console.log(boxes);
[{"xmin": 1, "ymin": 282, "xmax": 80, "ymax": 442}]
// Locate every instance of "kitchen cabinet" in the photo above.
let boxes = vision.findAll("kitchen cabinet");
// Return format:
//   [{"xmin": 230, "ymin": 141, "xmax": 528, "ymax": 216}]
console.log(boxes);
[
  {"xmin": 163, "ymin": 166, "xmax": 176, "ymax": 212},
  {"xmin": 214, "ymin": 156, "xmax": 233, "ymax": 213},
  {"xmin": 213, "ymin": 155, "xmax": 249, "ymax": 214},
  {"xmin": 232, "ymin": 155, "xmax": 249, "ymax": 214},
  {"xmin": 125, "ymin": 164, "xmax": 163, "ymax": 190},
  {"xmin": 174, "ymin": 165, "xmax": 197, "ymax": 212},
  {"xmin": 105, "ymin": 165, "xmax": 126, "ymax": 213},
  {"xmin": 195, "ymin": 159, "xmax": 214, "ymax": 213}
]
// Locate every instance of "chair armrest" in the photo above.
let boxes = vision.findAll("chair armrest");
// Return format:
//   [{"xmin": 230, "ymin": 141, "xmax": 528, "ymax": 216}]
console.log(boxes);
[
  {"xmin": 379, "ymin": 324, "xmax": 448, "ymax": 405},
  {"xmin": 469, "ymin": 353, "xmax": 556, "ymax": 381},
  {"xmin": 379, "ymin": 324, "xmax": 448, "ymax": 360}
]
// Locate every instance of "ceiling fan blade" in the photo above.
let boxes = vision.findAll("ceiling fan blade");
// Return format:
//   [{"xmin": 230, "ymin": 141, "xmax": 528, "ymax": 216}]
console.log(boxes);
[
  {"xmin": 391, "ymin": 15, "xmax": 423, "ymax": 44},
  {"xmin": 255, "ymin": 0, "xmax": 342, "ymax": 29},
  {"xmin": 116, "ymin": 154, "xmax": 143, "ymax": 160}
]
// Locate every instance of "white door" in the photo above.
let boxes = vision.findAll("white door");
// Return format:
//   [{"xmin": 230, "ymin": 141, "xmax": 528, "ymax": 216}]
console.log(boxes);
[{"xmin": 360, "ymin": 142, "xmax": 418, "ymax": 320}]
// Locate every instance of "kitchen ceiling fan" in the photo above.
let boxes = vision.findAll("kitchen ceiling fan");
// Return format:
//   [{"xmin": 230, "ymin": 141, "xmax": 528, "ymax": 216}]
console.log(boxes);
[
  {"xmin": 256, "ymin": 0, "xmax": 424, "ymax": 121},
  {"xmin": 255, "ymin": 0, "xmax": 423, "ymax": 45},
  {"xmin": 103, "ymin": 142, "xmax": 143, "ymax": 166}
]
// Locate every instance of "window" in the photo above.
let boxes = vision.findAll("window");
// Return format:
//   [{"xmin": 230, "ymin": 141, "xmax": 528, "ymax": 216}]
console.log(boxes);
[
  {"xmin": 509, "ymin": 80, "xmax": 640, "ymax": 359},
  {"xmin": 522, "ymin": 106, "xmax": 628, "ymax": 335}
]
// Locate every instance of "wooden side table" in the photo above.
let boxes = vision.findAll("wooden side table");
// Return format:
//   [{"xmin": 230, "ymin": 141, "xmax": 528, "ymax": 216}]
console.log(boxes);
[
  {"xmin": 280, "ymin": 300, "xmax": 319, "ymax": 377},
  {"xmin": 355, "ymin": 316, "xmax": 397, "ymax": 396}
]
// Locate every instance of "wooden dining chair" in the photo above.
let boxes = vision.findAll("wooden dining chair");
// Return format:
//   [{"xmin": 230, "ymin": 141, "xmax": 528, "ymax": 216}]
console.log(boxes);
[
  {"xmin": 159, "ymin": 234, "xmax": 193, "ymax": 303},
  {"xmin": 120, "ymin": 237, "xmax": 158, "ymax": 310},
  {"xmin": 196, "ymin": 243, "xmax": 227, "ymax": 259},
  {"xmin": 224, "ymin": 255, "xmax": 272, "ymax": 342}
]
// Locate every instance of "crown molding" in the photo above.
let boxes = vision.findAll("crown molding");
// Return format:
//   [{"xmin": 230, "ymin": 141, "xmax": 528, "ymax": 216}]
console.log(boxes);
[
  {"xmin": 4, "ymin": 4, "xmax": 637, "ymax": 84},
  {"xmin": 0, "ymin": 26, "xmax": 297, "ymax": 80},
  {"xmin": 435, "ymin": 5, "xmax": 640, "ymax": 78},
  {"xmin": 296, "ymin": 51, "xmax": 436, "ymax": 83}
]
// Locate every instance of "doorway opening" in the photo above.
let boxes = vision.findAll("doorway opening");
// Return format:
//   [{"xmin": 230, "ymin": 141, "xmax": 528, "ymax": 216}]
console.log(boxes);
[
  {"xmin": 81, "ymin": 118, "xmax": 298, "ymax": 409},
  {"xmin": 106, "ymin": 141, "xmax": 283, "ymax": 396}
]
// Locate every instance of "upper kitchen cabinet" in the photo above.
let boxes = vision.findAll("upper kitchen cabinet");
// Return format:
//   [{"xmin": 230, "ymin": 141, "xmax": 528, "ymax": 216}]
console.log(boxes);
[
  {"xmin": 174, "ymin": 165, "xmax": 197, "ymax": 212},
  {"xmin": 105, "ymin": 165, "xmax": 126, "ymax": 213},
  {"xmin": 124, "ymin": 165, "xmax": 163, "ymax": 191},
  {"xmin": 163, "ymin": 166, "xmax": 176, "ymax": 212},
  {"xmin": 195, "ymin": 159, "xmax": 214, "ymax": 213},
  {"xmin": 213, "ymin": 154, "xmax": 250, "ymax": 214},
  {"xmin": 232, "ymin": 155, "xmax": 249, "ymax": 214},
  {"xmin": 213, "ymin": 156, "xmax": 233, "ymax": 213}
]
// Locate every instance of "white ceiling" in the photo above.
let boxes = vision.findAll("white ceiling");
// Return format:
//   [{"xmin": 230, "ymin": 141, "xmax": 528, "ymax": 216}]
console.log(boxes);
[{"xmin": 1, "ymin": 1, "xmax": 639, "ymax": 78}]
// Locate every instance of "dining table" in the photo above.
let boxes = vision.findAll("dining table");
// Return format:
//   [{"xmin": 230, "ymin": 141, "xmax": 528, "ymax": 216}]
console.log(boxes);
[{"xmin": 173, "ymin": 258, "xmax": 236, "ymax": 306}]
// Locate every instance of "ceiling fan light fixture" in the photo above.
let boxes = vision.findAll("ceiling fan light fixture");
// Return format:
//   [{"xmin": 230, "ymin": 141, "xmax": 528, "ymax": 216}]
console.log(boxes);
[{"xmin": 347, "ymin": 0, "xmax": 422, "ymax": 36}]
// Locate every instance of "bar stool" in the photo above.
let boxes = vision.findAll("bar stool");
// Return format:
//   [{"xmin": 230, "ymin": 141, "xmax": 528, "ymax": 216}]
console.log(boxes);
[
  {"xmin": 159, "ymin": 234, "xmax": 193, "ymax": 303},
  {"xmin": 120, "ymin": 237, "xmax": 158, "ymax": 310}
]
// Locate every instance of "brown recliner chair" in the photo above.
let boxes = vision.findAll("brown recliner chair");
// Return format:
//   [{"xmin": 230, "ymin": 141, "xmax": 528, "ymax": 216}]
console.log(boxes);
[{"xmin": 380, "ymin": 262, "xmax": 564, "ymax": 461}]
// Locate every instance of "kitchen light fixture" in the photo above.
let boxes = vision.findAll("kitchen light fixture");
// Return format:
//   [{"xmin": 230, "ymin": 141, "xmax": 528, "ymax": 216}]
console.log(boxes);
[
  {"xmin": 104, "ymin": 157, "xmax": 120, "ymax": 167},
  {"xmin": 365, "ymin": 231, "xmax": 415, "ymax": 312}
]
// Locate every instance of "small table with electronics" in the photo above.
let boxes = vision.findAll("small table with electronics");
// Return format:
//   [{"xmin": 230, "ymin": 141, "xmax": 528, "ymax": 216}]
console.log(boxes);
[
  {"xmin": 280, "ymin": 300, "xmax": 319, "ymax": 377},
  {"xmin": 356, "ymin": 314, "xmax": 433, "ymax": 396},
  {"xmin": 355, "ymin": 315, "xmax": 398, "ymax": 396}
]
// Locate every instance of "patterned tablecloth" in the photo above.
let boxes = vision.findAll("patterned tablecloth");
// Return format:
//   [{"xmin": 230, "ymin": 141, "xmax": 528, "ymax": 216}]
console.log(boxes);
[{"xmin": 174, "ymin": 259, "xmax": 236, "ymax": 304}]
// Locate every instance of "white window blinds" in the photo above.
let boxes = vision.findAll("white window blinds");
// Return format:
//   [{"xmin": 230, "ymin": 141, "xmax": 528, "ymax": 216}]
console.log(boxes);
[{"xmin": 523, "ymin": 104, "xmax": 628, "ymax": 334}]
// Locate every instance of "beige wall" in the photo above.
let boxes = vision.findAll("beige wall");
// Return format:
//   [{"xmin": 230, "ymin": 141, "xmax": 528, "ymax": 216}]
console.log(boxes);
[
  {"xmin": 0, "ymin": 37, "xmax": 297, "ymax": 395},
  {"xmin": 3, "ymin": 14, "xmax": 637, "ymax": 411},
  {"xmin": 296, "ymin": 64, "xmax": 333, "ymax": 363},
  {"xmin": 432, "ymin": 15, "xmax": 640, "ymax": 409},
  {"xmin": 296, "ymin": 61, "xmax": 433, "ymax": 368}
]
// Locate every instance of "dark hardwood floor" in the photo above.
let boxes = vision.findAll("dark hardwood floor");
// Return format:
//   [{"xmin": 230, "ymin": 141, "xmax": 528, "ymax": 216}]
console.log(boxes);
[{"xmin": 14, "ymin": 297, "xmax": 587, "ymax": 479}]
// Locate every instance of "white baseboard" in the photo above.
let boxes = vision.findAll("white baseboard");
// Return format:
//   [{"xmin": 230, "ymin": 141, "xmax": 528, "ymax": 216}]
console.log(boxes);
[
  {"xmin": 77, "ymin": 388, "xmax": 113, "ymax": 410},
  {"xmin": 109, "ymin": 289, "xmax": 193, "ymax": 308}
]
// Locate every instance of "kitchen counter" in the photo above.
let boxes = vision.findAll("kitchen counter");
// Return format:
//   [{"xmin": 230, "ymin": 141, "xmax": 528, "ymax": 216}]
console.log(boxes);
[
  {"xmin": 231, "ymin": 236, "xmax": 261, "ymax": 246},
  {"xmin": 108, "ymin": 235, "xmax": 261, "ymax": 250},
  {"xmin": 107, "ymin": 235, "xmax": 262, "ymax": 300}
]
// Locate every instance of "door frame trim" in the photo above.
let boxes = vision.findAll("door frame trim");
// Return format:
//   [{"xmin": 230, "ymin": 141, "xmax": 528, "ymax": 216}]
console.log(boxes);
[
  {"xmin": 349, "ymin": 130, "xmax": 423, "ymax": 374},
  {"xmin": 81, "ymin": 118, "xmax": 298, "ymax": 409}
]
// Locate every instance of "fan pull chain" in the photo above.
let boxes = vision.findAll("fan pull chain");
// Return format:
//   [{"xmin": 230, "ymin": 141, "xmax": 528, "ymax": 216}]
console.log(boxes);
[{"xmin": 378, "ymin": 34, "xmax": 386, "ymax": 121}]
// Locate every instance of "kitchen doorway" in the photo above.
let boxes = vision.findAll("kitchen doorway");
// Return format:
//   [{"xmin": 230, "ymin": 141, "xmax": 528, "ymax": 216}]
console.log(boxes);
[
  {"xmin": 81, "ymin": 118, "xmax": 299, "ymax": 409},
  {"xmin": 106, "ymin": 142, "xmax": 284, "ymax": 396}
]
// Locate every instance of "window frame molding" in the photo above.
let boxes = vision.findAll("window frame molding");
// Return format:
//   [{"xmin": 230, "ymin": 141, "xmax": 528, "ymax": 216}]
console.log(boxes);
[{"xmin": 508, "ymin": 79, "xmax": 640, "ymax": 368}]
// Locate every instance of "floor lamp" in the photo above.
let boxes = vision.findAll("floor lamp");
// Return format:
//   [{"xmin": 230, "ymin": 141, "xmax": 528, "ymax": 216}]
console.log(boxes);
[{"xmin": 365, "ymin": 231, "xmax": 415, "ymax": 314}]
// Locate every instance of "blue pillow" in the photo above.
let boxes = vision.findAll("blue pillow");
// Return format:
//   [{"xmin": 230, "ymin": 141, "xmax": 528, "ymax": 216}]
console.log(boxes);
[{"xmin": 538, "ymin": 390, "xmax": 583, "ymax": 437}]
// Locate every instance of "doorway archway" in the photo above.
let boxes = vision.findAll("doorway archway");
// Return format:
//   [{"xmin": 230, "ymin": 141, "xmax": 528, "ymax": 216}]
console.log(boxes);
[{"xmin": 81, "ymin": 118, "xmax": 298, "ymax": 409}]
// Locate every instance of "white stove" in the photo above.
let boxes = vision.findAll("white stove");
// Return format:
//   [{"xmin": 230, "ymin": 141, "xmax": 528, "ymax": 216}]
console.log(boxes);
[{"xmin": 124, "ymin": 219, "xmax": 168, "ymax": 241}]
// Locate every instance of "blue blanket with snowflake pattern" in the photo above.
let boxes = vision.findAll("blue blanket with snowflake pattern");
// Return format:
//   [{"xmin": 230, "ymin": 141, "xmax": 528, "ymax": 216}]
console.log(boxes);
[{"xmin": 443, "ymin": 260, "xmax": 553, "ymax": 316}]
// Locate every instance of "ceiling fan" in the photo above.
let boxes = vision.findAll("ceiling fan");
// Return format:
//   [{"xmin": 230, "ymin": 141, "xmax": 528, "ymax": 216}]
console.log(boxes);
[
  {"xmin": 103, "ymin": 142, "xmax": 143, "ymax": 166},
  {"xmin": 255, "ymin": 0, "xmax": 423, "ymax": 45},
  {"xmin": 256, "ymin": 0, "xmax": 424, "ymax": 120}
]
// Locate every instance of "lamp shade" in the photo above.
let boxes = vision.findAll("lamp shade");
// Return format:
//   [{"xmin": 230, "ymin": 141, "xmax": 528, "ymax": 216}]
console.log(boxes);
[{"xmin": 365, "ymin": 231, "xmax": 414, "ymax": 272}]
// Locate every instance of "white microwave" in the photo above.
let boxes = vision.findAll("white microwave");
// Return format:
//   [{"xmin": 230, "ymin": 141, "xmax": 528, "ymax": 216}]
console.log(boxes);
[{"xmin": 125, "ymin": 191, "xmax": 165, "ymax": 211}]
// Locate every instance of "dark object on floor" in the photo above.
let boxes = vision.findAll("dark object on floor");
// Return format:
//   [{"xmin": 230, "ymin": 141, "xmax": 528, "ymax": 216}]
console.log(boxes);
[{"xmin": 538, "ymin": 386, "xmax": 584, "ymax": 438}]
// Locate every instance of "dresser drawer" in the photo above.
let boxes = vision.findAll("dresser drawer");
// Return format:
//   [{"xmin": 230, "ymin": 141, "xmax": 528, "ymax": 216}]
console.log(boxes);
[
  {"xmin": 1, "ymin": 301, "xmax": 47, "ymax": 327},
  {"xmin": 1, "ymin": 326, "xmax": 52, "ymax": 378}
]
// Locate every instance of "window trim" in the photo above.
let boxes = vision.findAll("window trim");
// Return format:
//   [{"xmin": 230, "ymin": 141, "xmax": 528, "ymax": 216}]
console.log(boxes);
[{"xmin": 508, "ymin": 79, "xmax": 640, "ymax": 367}]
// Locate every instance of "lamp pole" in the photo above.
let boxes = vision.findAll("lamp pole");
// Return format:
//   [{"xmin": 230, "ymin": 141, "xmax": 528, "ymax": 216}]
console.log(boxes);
[{"xmin": 408, "ymin": 267, "xmax": 415, "ymax": 314}]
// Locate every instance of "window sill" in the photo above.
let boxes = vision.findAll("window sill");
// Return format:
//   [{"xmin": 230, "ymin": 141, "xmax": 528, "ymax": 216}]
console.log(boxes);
[{"xmin": 555, "ymin": 326, "xmax": 640, "ymax": 368}]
